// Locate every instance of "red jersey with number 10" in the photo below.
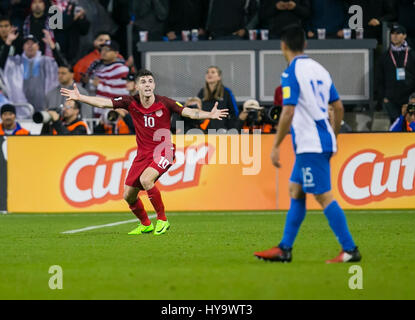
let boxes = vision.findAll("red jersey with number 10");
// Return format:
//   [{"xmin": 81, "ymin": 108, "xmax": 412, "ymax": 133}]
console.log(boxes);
[{"xmin": 111, "ymin": 95, "xmax": 184, "ymax": 156}]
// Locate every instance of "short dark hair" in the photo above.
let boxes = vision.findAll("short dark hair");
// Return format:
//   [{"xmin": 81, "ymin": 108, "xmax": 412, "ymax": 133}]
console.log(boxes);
[
  {"xmin": 94, "ymin": 30, "xmax": 111, "ymax": 40},
  {"xmin": 74, "ymin": 100, "xmax": 81, "ymax": 111},
  {"xmin": 281, "ymin": 25, "xmax": 306, "ymax": 52},
  {"xmin": 136, "ymin": 69, "xmax": 154, "ymax": 81},
  {"xmin": 59, "ymin": 64, "xmax": 74, "ymax": 73},
  {"xmin": 0, "ymin": 16, "xmax": 11, "ymax": 24},
  {"xmin": 66, "ymin": 99, "xmax": 81, "ymax": 111}
]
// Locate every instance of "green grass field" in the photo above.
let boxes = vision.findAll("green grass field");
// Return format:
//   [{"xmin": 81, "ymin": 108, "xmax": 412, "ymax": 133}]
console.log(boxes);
[{"xmin": 0, "ymin": 211, "xmax": 414, "ymax": 300}]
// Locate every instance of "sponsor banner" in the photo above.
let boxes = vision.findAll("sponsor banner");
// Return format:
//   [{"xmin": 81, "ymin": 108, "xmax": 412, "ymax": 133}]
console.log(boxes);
[
  {"xmin": 7, "ymin": 135, "xmax": 275, "ymax": 212},
  {"xmin": 0, "ymin": 136, "xmax": 6, "ymax": 211},
  {"xmin": 7, "ymin": 133, "xmax": 415, "ymax": 213},
  {"xmin": 277, "ymin": 133, "xmax": 415, "ymax": 210}
]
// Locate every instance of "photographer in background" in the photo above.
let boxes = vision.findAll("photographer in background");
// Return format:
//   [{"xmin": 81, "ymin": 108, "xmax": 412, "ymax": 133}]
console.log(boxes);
[
  {"xmin": 93, "ymin": 108, "xmax": 134, "ymax": 135},
  {"xmin": 390, "ymin": 93, "xmax": 415, "ymax": 132},
  {"xmin": 39, "ymin": 99, "xmax": 88, "ymax": 135},
  {"xmin": 238, "ymin": 99, "xmax": 278, "ymax": 133},
  {"xmin": 377, "ymin": 24, "xmax": 415, "ymax": 124},
  {"xmin": 171, "ymin": 97, "xmax": 202, "ymax": 134}
]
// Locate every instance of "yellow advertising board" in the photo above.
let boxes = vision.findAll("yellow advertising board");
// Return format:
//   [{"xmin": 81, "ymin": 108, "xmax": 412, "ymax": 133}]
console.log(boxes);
[
  {"xmin": 7, "ymin": 135, "xmax": 275, "ymax": 212},
  {"xmin": 7, "ymin": 133, "xmax": 415, "ymax": 213},
  {"xmin": 277, "ymin": 133, "xmax": 415, "ymax": 210}
]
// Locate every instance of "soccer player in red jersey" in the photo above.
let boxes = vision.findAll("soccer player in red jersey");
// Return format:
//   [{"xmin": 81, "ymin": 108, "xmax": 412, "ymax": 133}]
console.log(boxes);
[{"xmin": 61, "ymin": 69, "xmax": 228, "ymax": 235}]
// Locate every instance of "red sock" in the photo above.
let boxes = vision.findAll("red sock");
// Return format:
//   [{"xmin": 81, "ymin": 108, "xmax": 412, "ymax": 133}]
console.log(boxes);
[
  {"xmin": 128, "ymin": 197, "xmax": 151, "ymax": 226},
  {"xmin": 147, "ymin": 185, "xmax": 166, "ymax": 221}
]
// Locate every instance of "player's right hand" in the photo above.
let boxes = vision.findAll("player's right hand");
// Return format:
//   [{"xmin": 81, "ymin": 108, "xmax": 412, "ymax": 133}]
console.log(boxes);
[
  {"xmin": 271, "ymin": 146, "xmax": 281, "ymax": 168},
  {"xmin": 60, "ymin": 83, "xmax": 81, "ymax": 101}
]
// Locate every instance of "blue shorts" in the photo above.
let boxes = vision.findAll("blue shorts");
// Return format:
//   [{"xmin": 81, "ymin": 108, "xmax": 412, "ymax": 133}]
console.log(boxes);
[{"xmin": 290, "ymin": 152, "xmax": 332, "ymax": 195}]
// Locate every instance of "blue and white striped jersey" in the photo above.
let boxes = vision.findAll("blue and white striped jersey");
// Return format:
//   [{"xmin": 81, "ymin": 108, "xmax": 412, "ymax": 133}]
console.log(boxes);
[{"xmin": 281, "ymin": 55, "xmax": 340, "ymax": 154}]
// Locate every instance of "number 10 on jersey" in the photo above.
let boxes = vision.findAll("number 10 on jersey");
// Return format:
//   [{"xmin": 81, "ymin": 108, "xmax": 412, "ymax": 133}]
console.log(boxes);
[{"xmin": 144, "ymin": 115, "xmax": 155, "ymax": 128}]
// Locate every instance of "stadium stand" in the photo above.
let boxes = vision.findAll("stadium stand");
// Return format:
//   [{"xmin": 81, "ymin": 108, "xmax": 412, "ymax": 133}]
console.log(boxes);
[{"xmin": 0, "ymin": 0, "xmax": 414, "ymax": 134}]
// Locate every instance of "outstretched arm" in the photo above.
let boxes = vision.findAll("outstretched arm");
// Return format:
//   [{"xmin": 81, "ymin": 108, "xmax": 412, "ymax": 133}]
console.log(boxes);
[
  {"xmin": 181, "ymin": 102, "xmax": 229, "ymax": 120},
  {"xmin": 60, "ymin": 83, "xmax": 113, "ymax": 108}
]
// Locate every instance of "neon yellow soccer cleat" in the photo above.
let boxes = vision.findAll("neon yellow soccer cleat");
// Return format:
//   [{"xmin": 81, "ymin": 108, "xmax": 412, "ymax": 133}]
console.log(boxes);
[
  {"xmin": 128, "ymin": 223, "xmax": 154, "ymax": 235},
  {"xmin": 154, "ymin": 220, "xmax": 170, "ymax": 235}
]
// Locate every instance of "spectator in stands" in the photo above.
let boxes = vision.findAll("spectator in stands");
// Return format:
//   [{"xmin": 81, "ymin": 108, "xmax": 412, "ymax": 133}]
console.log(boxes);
[
  {"xmin": 84, "ymin": 40, "xmax": 129, "ymax": 116},
  {"xmin": 109, "ymin": 0, "xmax": 130, "ymax": 59},
  {"xmin": 0, "ymin": 103, "xmax": 30, "ymax": 135},
  {"xmin": 125, "ymin": 72, "xmax": 137, "ymax": 96},
  {"xmin": 171, "ymin": 96, "xmax": 203, "ymax": 134},
  {"xmin": 45, "ymin": 64, "xmax": 92, "ymax": 119},
  {"xmin": 397, "ymin": 0, "xmax": 415, "ymax": 48},
  {"xmin": 377, "ymin": 24, "xmax": 415, "ymax": 123},
  {"xmin": 0, "ymin": 16, "xmax": 23, "ymax": 56},
  {"xmin": 344, "ymin": 0, "xmax": 396, "ymax": 43},
  {"xmin": 0, "ymin": 30, "xmax": 66, "ymax": 112},
  {"xmin": 73, "ymin": 31, "xmax": 111, "ymax": 83},
  {"xmin": 40, "ymin": 99, "xmax": 88, "ymax": 135},
  {"xmin": 166, "ymin": 0, "xmax": 208, "ymax": 41},
  {"xmin": 0, "ymin": 0, "xmax": 30, "ymax": 30},
  {"xmin": 197, "ymin": 66, "xmax": 239, "ymax": 131},
  {"xmin": 260, "ymin": 0, "xmax": 311, "ymax": 39},
  {"xmin": 131, "ymin": 0, "xmax": 169, "ymax": 41},
  {"xmin": 23, "ymin": 0, "xmax": 55, "ymax": 57},
  {"xmin": 306, "ymin": 0, "xmax": 348, "ymax": 39},
  {"xmin": 205, "ymin": 0, "xmax": 258, "ymax": 40},
  {"xmin": 93, "ymin": 71, "xmax": 136, "ymax": 135},
  {"xmin": 390, "ymin": 93, "xmax": 415, "ymax": 132},
  {"xmin": 76, "ymin": 0, "xmax": 118, "ymax": 60},
  {"xmin": 238, "ymin": 99, "xmax": 276, "ymax": 133},
  {"xmin": 52, "ymin": 0, "xmax": 90, "ymax": 65}
]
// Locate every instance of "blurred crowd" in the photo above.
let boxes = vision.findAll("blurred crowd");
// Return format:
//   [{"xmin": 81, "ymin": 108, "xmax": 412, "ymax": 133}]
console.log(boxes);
[{"xmin": 0, "ymin": 0, "xmax": 414, "ymax": 136}]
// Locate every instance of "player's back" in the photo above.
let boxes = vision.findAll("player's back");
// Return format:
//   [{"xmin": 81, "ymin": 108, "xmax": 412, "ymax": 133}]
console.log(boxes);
[{"xmin": 281, "ymin": 55, "xmax": 340, "ymax": 155}]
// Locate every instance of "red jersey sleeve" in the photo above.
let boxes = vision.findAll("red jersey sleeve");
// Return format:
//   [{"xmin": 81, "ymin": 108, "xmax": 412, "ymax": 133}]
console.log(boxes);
[
  {"xmin": 111, "ymin": 95, "xmax": 133, "ymax": 110},
  {"xmin": 162, "ymin": 96, "xmax": 184, "ymax": 115}
]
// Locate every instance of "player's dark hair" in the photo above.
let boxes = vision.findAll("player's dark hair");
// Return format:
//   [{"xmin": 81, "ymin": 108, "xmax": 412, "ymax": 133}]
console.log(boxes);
[
  {"xmin": 281, "ymin": 25, "xmax": 306, "ymax": 52},
  {"xmin": 94, "ymin": 30, "xmax": 111, "ymax": 40},
  {"xmin": 59, "ymin": 64, "xmax": 74, "ymax": 73},
  {"xmin": 136, "ymin": 69, "xmax": 154, "ymax": 81},
  {"xmin": 0, "ymin": 16, "xmax": 11, "ymax": 24},
  {"xmin": 73, "ymin": 100, "xmax": 81, "ymax": 111}
]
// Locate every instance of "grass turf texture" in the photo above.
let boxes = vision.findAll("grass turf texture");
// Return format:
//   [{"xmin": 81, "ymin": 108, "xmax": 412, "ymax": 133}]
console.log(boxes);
[{"xmin": 0, "ymin": 211, "xmax": 414, "ymax": 300}]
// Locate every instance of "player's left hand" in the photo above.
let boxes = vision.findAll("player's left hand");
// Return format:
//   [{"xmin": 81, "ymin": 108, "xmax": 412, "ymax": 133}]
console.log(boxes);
[
  {"xmin": 271, "ymin": 146, "xmax": 281, "ymax": 168},
  {"xmin": 210, "ymin": 102, "xmax": 229, "ymax": 120}
]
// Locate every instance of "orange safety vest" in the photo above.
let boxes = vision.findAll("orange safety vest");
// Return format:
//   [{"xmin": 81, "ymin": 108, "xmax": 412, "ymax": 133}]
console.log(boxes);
[
  {"xmin": 0, "ymin": 123, "xmax": 30, "ymax": 135},
  {"xmin": 242, "ymin": 123, "xmax": 274, "ymax": 133},
  {"xmin": 52, "ymin": 120, "xmax": 89, "ymax": 135},
  {"xmin": 103, "ymin": 118, "xmax": 130, "ymax": 134}
]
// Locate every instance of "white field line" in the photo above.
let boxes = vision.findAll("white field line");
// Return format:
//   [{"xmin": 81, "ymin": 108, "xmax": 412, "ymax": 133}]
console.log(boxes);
[
  {"xmin": 59, "ymin": 210, "xmax": 413, "ymax": 234},
  {"xmin": 61, "ymin": 214, "xmax": 157, "ymax": 234}
]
